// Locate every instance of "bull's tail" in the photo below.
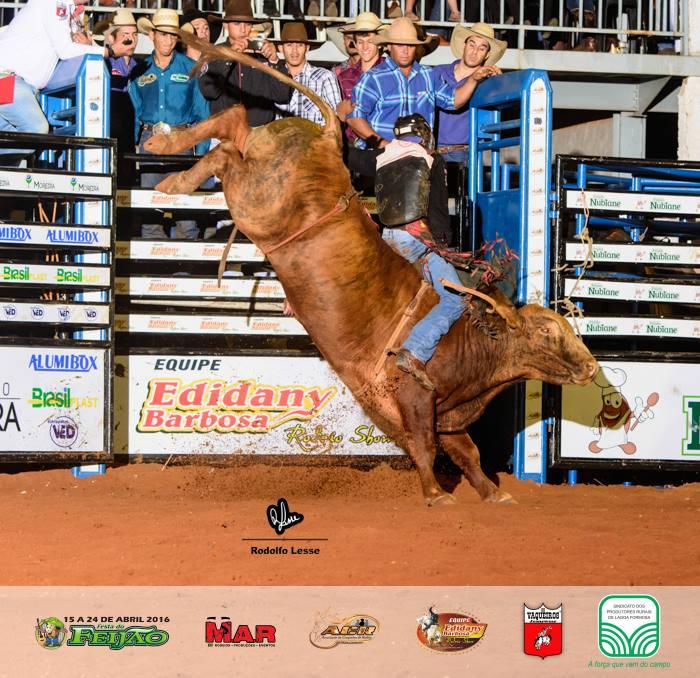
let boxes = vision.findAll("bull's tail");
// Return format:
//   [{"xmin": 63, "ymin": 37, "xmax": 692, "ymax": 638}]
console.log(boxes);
[{"xmin": 181, "ymin": 32, "xmax": 340, "ymax": 140}]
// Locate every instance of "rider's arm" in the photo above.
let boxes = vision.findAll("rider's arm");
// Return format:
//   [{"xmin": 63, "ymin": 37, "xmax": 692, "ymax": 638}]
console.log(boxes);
[{"xmin": 346, "ymin": 116, "xmax": 387, "ymax": 148}]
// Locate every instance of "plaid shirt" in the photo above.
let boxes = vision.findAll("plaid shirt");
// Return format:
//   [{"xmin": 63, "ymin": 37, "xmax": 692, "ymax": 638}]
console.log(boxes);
[
  {"xmin": 275, "ymin": 62, "xmax": 342, "ymax": 126},
  {"xmin": 348, "ymin": 57, "xmax": 456, "ymax": 149}
]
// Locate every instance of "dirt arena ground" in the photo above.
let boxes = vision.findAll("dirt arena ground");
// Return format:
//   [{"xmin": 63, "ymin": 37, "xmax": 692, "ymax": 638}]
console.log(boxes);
[{"xmin": 1, "ymin": 463, "xmax": 698, "ymax": 586}]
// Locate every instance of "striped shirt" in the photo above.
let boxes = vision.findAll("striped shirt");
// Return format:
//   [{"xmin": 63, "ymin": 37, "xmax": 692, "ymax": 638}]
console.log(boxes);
[
  {"xmin": 348, "ymin": 56, "xmax": 456, "ymax": 149},
  {"xmin": 275, "ymin": 62, "xmax": 342, "ymax": 126}
]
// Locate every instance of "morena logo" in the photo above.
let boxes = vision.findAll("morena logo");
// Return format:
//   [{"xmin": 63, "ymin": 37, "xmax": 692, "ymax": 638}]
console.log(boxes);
[{"xmin": 48, "ymin": 416, "xmax": 78, "ymax": 448}]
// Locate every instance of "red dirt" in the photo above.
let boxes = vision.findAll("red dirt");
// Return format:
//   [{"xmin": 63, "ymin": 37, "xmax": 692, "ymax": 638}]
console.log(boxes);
[{"xmin": 2, "ymin": 463, "xmax": 698, "ymax": 586}]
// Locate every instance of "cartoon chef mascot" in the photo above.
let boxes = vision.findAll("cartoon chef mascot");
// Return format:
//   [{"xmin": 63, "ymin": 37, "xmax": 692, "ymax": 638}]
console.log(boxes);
[{"xmin": 588, "ymin": 367, "xmax": 657, "ymax": 455}]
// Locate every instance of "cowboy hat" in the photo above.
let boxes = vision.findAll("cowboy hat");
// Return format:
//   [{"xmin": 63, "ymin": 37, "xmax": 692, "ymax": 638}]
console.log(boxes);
[
  {"xmin": 137, "ymin": 8, "xmax": 193, "ymax": 36},
  {"xmin": 210, "ymin": 0, "xmax": 257, "ymax": 23},
  {"xmin": 414, "ymin": 23, "xmax": 439, "ymax": 59},
  {"xmin": 93, "ymin": 8, "xmax": 136, "ymax": 41},
  {"xmin": 339, "ymin": 11, "xmax": 385, "ymax": 34},
  {"xmin": 181, "ymin": 8, "xmax": 222, "ymax": 44},
  {"xmin": 270, "ymin": 22, "xmax": 323, "ymax": 48},
  {"xmin": 371, "ymin": 17, "xmax": 430, "ymax": 46},
  {"xmin": 450, "ymin": 22, "xmax": 507, "ymax": 66}
]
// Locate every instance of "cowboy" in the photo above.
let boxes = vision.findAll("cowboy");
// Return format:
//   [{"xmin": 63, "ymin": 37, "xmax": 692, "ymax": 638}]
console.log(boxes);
[
  {"xmin": 273, "ymin": 23, "xmax": 341, "ymax": 126},
  {"xmin": 346, "ymin": 17, "xmax": 471, "ymax": 246},
  {"xmin": 335, "ymin": 12, "xmax": 386, "ymax": 144},
  {"xmin": 198, "ymin": 0, "xmax": 291, "ymax": 127},
  {"xmin": 129, "ymin": 8, "xmax": 210, "ymax": 239},
  {"xmin": 347, "ymin": 18, "xmax": 481, "ymax": 390},
  {"xmin": 180, "ymin": 7, "xmax": 222, "ymax": 61},
  {"xmin": 98, "ymin": 9, "xmax": 139, "ymax": 182},
  {"xmin": 434, "ymin": 23, "xmax": 505, "ymax": 163},
  {"xmin": 0, "ymin": 0, "xmax": 104, "ymax": 153}
]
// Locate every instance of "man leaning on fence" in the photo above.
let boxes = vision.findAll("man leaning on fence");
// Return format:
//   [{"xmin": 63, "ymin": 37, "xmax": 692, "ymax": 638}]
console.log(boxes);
[
  {"xmin": 129, "ymin": 8, "xmax": 211, "ymax": 239},
  {"xmin": 273, "ymin": 23, "xmax": 341, "ymax": 126},
  {"xmin": 434, "ymin": 22, "xmax": 505, "ymax": 164}
]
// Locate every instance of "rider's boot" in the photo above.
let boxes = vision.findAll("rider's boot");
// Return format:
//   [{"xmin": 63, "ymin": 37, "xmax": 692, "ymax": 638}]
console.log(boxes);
[{"xmin": 395, "ymin": 348, "xmax": 436, "ymax": 391}]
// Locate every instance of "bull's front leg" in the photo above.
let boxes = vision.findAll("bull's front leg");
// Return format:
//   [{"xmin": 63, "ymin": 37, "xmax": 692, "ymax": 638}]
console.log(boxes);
[
  {"xmin": 144, "ymin": 105, "xmax": 250, "ymax": 156},
  {"xmin": 396, "ymin": 382, "xmax": 455, "ymax": 506},
  {"xmin": 438, "ymin": 431, "xmax": 515, "ymax": 503},
  {"xmin": 155, "ymin": 143, "xmax": 232, "ymax": 195}
]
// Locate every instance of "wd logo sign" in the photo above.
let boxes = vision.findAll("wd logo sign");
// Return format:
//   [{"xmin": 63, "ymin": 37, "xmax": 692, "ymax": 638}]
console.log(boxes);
[
  {"xmin": 31, "ymin": 306, "xmax": 45, "ymax": 319},
  {"xmin": 2, "ymin": 305, "xmax": 16, "ymax": 318},
  {"xmin": 57, "ymin": 306, "xmax": 71, "ymax": 321},
  {"xmin": 49, "ymin": 416, "xmax": 78, "ymax": 448},
  {"xmin": 84, "ymin": 307, "xmax": 97, "ymax": 320}
]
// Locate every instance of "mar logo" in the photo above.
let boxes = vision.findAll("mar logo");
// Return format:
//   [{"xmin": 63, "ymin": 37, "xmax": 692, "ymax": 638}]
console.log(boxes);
[
  {"xmin": 524, "ymin": 603, "xmax": 563, "ymax": 659},
  {"xmin": 36, "ymin": 617, "xmax": 68, "ymax": 649},
  {"xmin": 416, "ymin": 606, "xmax": 486, "ymax": 653},
  {"xmin": 205, "ymin": 616, "xmax": 276, "ymax": 647}
]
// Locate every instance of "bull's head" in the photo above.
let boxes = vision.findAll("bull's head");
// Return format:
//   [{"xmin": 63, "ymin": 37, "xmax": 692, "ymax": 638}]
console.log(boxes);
[{"xmin": 453, "ymin": 284, "xmax": 598, "ymax": 386}]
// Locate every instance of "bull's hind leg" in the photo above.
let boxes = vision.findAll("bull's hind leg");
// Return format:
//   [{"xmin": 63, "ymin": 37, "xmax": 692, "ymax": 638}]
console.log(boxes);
[
  {"xmin": 155, "ymin": 143, "xmax": 232, "ymax": 195},
  {"xmin": 144, "ymin": 106, "xmax": 250, "ymax": 156},
  {"xmin": 396, "ymin": 384, "xmax": 455, "ymax": 506},
  {"xmin": 438, "ymin": 431, "xmax": 515, "ymax": 503}
]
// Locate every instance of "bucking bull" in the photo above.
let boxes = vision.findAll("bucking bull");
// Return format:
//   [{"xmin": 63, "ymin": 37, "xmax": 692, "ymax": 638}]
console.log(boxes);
[{"xmin": 146, "ymin": 32, "xmax": 599, "ymax": 506}]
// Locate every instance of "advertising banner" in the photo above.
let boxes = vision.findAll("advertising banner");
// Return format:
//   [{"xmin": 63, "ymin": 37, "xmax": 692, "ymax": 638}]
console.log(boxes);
[
  {"xmin": 568, "ymin": 316, "xmax": 700, "ymax": 340},
  {"xmin": 115, "ymin": 315, "xmax": 305, "ymax": 335},
  {"xmin": 115, "ymin": 355, "xmax": 401, "ymax": 457},
  {"xmin": 116, "ymin": 277, "xmax": 284, "ymax": 299},
  {"xmin": 0, "ymin": 263, "xmax": 110, "ymax": 287},
  {"xmin": 0, "ymin": 169, "xmax": 111, "ymax": 196},
  {"xmin": 116, "ymin": 240, "xmax": 265, "ymax": 262},
  {"xmin": 564, "ymin": 278, "xmax": 700, "ymax": 305},
  {"xmin": 0, "ymin": 301, "xmax": 109, "ymax": 325},
  {"xmin": 565, "ymin": 190, "xmax": 700, "ymax": 215},
  {"xmin": 559, "ymin": 359, "xmax": 700, "ymax": 464},
  {"xmin": 565, "ymin": 241, "xmax": 700, "ymax": 266},
  {"xmin": 0, "ymin": 223, "xmax": 111, "ymax": 249},
  {"xmin": 0, "ymin": 346, "xmax": 108, "ymax": 456}
]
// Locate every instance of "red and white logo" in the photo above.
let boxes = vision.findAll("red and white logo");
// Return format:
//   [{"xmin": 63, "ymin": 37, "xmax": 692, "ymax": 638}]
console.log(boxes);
[{"xmin": 523, "ymin": 603, "xmax": 562, "ymax": 659}]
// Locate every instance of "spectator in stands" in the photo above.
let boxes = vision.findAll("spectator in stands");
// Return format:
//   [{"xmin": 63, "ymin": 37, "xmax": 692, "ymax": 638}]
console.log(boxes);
[
  {"xmin": 130, "ymin": 8, "xmax": 210, "ymax": 239},
  {"xmin": 273, "ymin": 23, "xmax": 341, "ymax": 126},
  {"xmin": 434, "ymin": 22, "xmax": 505, "ymax": 163},
  {"xmin": 404, "ymin": 0, "xmax": 461, "ymax": 23},
  {"xmin": 101, "ymin": 9, "xmax": 139, "ymax": 183},
  {"xmin": 335, "ymin": 12, "xmax": 386, "ymax": 142},
  {"xmin": 328, "ymin": 26, "xmax": 360, "ymax": 77},
  {"xmin": 0, "ymin": 0, "xmax": 104, "ymax": 150},
  {"xmin": 346, "ymin": 17, "xmax": 478, "ymax": 246},
  {"xmin": 198, "ymin": 0, "xmax": 291, "ymax": 126},
  {"xmin": 181, "ymin": 7, "xmax": 222, "ymax": 61}
]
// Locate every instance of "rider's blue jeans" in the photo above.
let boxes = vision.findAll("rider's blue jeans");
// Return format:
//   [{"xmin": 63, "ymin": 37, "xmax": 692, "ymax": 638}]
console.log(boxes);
[{"xmin": 382, "ymin": 228, "xmax": 464, "ymax": 364}]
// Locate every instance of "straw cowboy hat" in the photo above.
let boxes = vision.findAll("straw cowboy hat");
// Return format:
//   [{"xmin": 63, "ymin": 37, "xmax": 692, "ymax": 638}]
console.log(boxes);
[
  {"xmin": 209, "ymin": 0, "xmax": 257, "ymax": 23},
  {"xmin": 92, "ymin": 8, "xmax": 136, "ymax": 41},
  {"xmin": 181, "ymin": 7, "xmax": 222, "ymax": 44},
  {"xmin": 371, "ymin": 17, "xmax": 430, "ymax": 46},
  {"xmin": 137, "ymin": 8, "xmax": 193, "ymax": 36},
  {"xmin": 271, "ymin": 22, "xmax": 323, "ymax": 48},
  {"xmin": 339, "ymin": 11, "xmax": 385, "ymax": 34},
  {"xmin": 450, "ymin": 22, "xmax": 507, "ymax": 66}
]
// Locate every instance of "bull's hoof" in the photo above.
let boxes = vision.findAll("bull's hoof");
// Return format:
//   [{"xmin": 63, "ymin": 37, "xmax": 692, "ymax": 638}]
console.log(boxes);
[
  {"xmin": 425, "ymin": 493, "xmax": 457, "ymax": 507},
  {"xmin": 154, "ymin": 174, "xmax": 184, "ymax": 195},
  {"xmin": 484, "ymin": 490, "xmax": 517, "ymax": 504},
  {"xmin": 144, "ymin": 134, "xmax": 176, "ymax": 155}
]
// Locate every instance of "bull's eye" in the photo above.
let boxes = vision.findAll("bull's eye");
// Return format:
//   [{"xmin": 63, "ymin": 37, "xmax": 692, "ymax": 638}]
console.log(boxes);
[{"xmin": 539, "ymin": 325, "xmax": 551, "ymax": 335}]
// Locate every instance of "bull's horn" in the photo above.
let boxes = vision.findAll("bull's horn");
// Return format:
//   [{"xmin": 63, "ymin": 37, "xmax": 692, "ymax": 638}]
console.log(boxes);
[
  {"xmin": 179, "ymin": 31, "xmax": 340, "ymax": 140},
  {"xmin": 440, "ymin": 279, "xmax": 521, "ymax": 330}
]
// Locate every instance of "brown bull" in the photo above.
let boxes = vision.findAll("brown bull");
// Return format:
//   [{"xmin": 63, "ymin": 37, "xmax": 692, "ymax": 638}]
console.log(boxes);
[{"xmin": 146, "ymin": 35, "xmax": 598, "ymax": 505}]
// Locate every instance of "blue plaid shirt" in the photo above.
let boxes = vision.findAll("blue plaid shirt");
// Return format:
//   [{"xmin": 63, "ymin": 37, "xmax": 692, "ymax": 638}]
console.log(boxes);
[{"xmin": 348, "ymin": 57, "xmax": 456, "ymax": 149}]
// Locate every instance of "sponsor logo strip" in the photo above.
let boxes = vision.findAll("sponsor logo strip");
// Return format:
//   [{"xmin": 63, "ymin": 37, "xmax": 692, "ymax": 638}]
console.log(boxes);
[
  {"xmin": 0, "ymin": 224, "xmax": 110, "ymax": 248},
  {"xmin": 116, "ymin": 189, "xmax": 227, "ymax": 210},
  {"xmin": 564, "ymin": 278, "xmax": 700, "ymax": 304},
  {"xmin": 115, "ymin": 240, "xmax": 265, "ymax": 261},
  {"xmin": 115, "ymin": 314, "xmax": 307, "ymax": 335},
  {"xmin": 116, "ymin": 277, "xmax": 284, "ymax": 298},
  {"xmin": 566, "ymin": 190, "xmax": 700, "ymax": 215},
  {"xmin": 566, "ymin": 242, "xmax": 700, "ymax": 266},
  {"xmin": 567, "ymin": 316, "xmax": 700, "ymax": 338},
  {"xmin": 0, "ymin": 170, "xmax": 111, "ymax": 196},
  {"xmin": 0, "ymin": 263, "xmax": 110, "ymax": 287},
  {"xmin": 0, "ymin": 302, "xmax": 109, "ymax": 324}
]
